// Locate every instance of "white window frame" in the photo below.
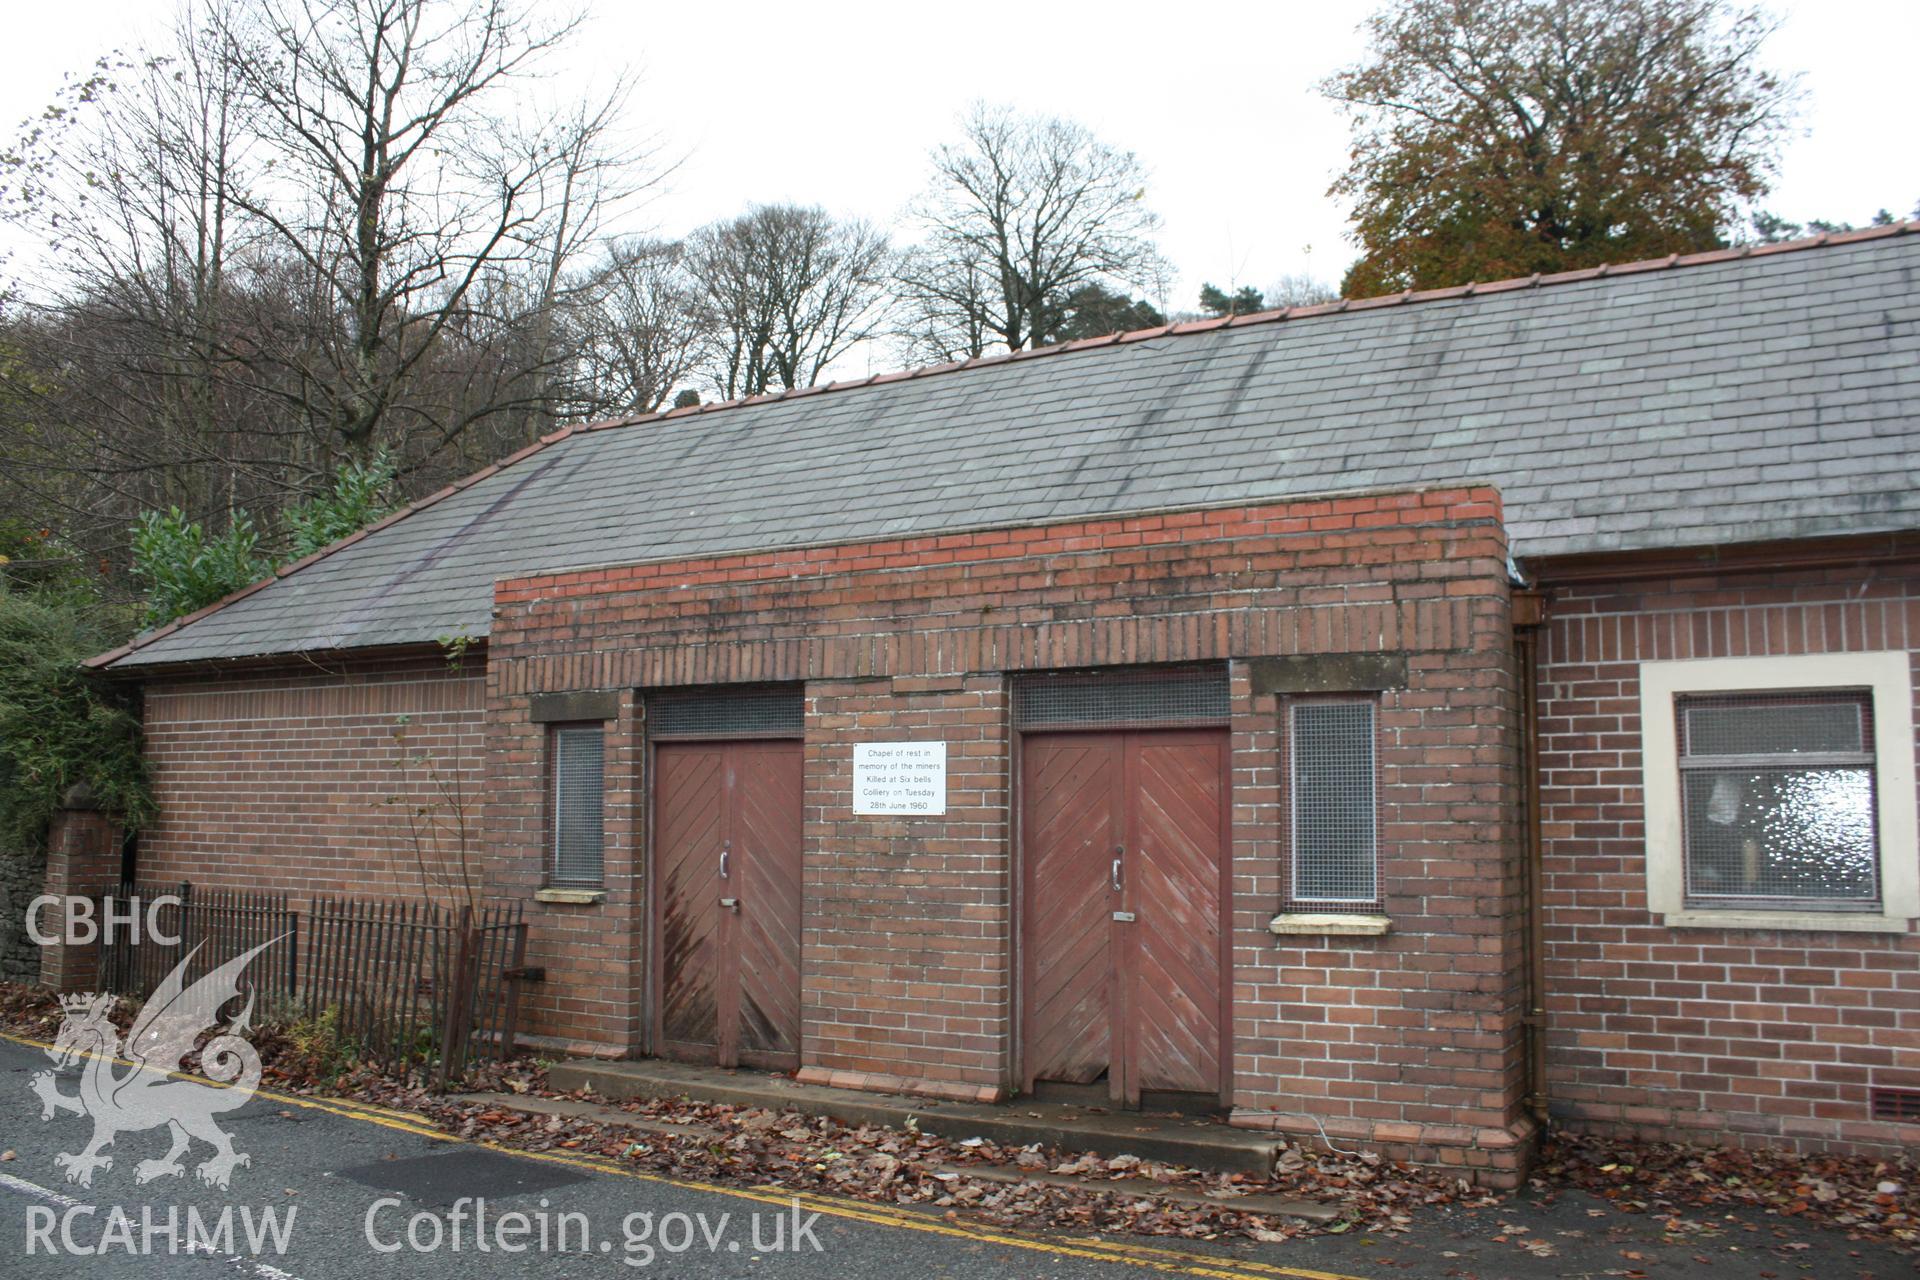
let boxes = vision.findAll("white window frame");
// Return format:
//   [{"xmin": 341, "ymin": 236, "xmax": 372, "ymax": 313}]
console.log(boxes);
[{"xmin": 1639, "ymin": 651, "xmax": 1917, "ymax": 932}]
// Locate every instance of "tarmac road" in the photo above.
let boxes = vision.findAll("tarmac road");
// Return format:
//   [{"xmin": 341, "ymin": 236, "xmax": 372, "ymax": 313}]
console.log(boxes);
[
  {"xmin": 0, "ymin": 1035, "xmax": 1909, "ymax": 1279},
  {"xmin": 0, "ymin": 1034, "xmax": 1361, "ymax": 1280}
]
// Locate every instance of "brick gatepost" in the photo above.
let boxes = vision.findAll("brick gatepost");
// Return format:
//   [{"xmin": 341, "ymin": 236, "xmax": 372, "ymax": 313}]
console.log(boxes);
[{"xmin": 38, "ymin": 783, "xmax": 125, "ymax": 992}]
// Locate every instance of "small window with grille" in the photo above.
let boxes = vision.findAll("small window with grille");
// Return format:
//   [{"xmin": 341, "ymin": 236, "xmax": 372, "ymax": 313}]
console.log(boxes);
[
  {"xmin": 1289, "ymin": 700, "xmax": 1378, "ymax": 904},
  {"xmin": 1677, "ymin": 692, "xmax": 1878, "ymax": 909},
  {"xmin": 550, "ymin": 725, "xmax": 605, "ymax": 886}
]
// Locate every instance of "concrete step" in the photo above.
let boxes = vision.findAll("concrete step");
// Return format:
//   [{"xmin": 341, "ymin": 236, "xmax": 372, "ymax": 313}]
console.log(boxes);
[
  {"xmin": 447, "ymin": 1090, "xmax": 1328, "ymax": 1224},
  {"xmin": 455, "ymin": 1091, "xmax": 721, "ymax": 1141},
  {"xmin": 547, "ymin": 1058, "xmax": 1279, "ymax": 1178},
  {"xmin": 933, "ymin": 1165, "xmax": 1338, "ymax": 1224}
]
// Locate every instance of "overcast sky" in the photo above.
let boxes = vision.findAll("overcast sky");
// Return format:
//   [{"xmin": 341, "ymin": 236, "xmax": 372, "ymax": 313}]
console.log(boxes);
[{"xmin": 2, "ymin": 0, "xmax": 1915, "ymax": 316}]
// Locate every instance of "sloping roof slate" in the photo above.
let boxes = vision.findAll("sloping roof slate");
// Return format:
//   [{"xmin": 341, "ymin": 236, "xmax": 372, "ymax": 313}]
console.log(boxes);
[{"xmin": 102, "ymin": 228, "xmax": 1920, "ymax": 669}]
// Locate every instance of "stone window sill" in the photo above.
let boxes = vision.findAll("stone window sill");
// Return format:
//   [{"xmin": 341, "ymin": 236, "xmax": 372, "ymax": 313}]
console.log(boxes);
[
  {"xmin": 1268, "ymin": 912, "xmax": 1391, "ymax": 937},
  {"xmin": 534, "ymin": 887, "xmax": 606, "ymax": 906},
  {"xmin": 1659, "ymin": 910, "xmax": 1911, "ymax": 934}
]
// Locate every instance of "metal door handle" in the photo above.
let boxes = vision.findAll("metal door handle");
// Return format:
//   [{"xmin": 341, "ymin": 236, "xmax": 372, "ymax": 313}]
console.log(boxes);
[
  {"xmin": 1111, "ymin": 856, "xmax": 1122, "ymax": 892},
  {"xmin": 719, "ymin": 897, "xmax": 739, "ymax": 910},
  {"xmin": 719, "ymin": 847, "xmax": 730, "ymax": 879}
]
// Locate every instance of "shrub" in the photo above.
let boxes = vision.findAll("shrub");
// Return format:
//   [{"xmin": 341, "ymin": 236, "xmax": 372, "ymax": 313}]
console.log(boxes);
[
  {"xmin": 283, "ymin": 451, "xmax": 398, "ymax": 561},
  {"xmin": 129, "ymin": 507, "xmax": 269, "ymax": 629},
  {"xmin": 0, "ymin": 588, "xmax": 151, "ymax": 849}
]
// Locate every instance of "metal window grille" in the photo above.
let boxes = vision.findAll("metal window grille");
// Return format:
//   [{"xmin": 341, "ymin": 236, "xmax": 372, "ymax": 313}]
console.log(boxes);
[
  {"xmin": 1290, "ymin": 701, "xmax": 1378, "ymax": 903},
  {"xmin": 1013, "ymin": 668, "xmax": 1228, "ymax": 727},
  {"xmin": 1871, "ymin": 1087, "xmax": 1920, "ymax": 1122},
  {"xmin": 551, "ymin": 726, "xmax": 605, "ymax": 885},
  {"xmin": 1677, "ymin": 691, "xmax": 1878, "ymax": 908},
  {"xmin": 647, "ymin": 686, "xmax": 803, "ymax": 738}
]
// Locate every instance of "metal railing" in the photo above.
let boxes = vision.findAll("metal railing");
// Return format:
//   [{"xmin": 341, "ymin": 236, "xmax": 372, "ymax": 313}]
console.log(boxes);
[{"xmin": 96, "ymin": 883, "xmax": 531, "ymax": 1086}]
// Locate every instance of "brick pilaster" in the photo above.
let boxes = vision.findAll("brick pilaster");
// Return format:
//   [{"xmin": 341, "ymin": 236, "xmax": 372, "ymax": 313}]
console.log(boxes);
[{"xmin": 38, "ymin": 788, "xmax": 124, "ymax": 992}]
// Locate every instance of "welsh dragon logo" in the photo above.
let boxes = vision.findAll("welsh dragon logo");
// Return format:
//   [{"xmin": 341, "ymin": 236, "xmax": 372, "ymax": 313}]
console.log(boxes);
[{"xmin": 30, "ymin": 939, "xmax": 279, "ymax": 1189}]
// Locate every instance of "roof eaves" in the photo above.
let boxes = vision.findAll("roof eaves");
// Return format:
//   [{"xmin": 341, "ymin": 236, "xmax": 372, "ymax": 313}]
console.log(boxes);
[{"xmin": 86, "ymin": 419, "xmax": 619, "ymax": 671}]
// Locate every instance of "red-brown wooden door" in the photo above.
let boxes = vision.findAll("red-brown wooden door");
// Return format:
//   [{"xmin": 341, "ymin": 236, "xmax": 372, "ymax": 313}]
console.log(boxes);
[
  {"xmin": 1021, "ymin": 729, "xmax": 1228, "ymax": 1106},
  {"xmin": 655, "ymin": 739, "xmax": 803, "ymax": 1069}
]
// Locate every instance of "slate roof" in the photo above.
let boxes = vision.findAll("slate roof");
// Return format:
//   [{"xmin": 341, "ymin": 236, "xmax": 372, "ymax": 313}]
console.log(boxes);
[{"xmin": 97, "ymin": 226, "xmax": 1920, "ymax": 670}]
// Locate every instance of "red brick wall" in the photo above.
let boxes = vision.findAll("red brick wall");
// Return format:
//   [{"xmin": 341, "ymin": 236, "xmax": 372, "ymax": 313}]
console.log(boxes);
[
  {"xmin": 1233, "ymin": 646, "xmax": 1529, "ymax": 1173},
  {"xmin": 803, "ymin": 676, "xmax": 1011, "ymax": 1089},
  {"xmin": 486, "ymin": 487, "xmax": 1528, "ymax": 1172},
  {"xmin": 1537, "ymin": 559, "xmax": 1920, "ymax": 1153},
  {"xmin": 138, "ymin": 654, "xmax": 486, "ymax": 901}
]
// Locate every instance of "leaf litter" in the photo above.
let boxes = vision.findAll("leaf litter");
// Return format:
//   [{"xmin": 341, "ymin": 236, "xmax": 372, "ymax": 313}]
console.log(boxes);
[{"xmin": 3, "ymin": 979, "xmax": 1915, "ymax": 1254}]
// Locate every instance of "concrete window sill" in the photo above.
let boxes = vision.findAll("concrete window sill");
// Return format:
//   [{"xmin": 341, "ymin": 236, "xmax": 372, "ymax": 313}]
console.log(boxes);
[
  {"xmin": 1268, "ymin": 912, "xmax": 1391, "ymax": 937},
  {"xmin": 1658, "ymin": 910, "xmax": 1911, "ymax": 934},
  {"xmin": 534, "ymin": 887, "xmax": 606, "ymax": 906}
]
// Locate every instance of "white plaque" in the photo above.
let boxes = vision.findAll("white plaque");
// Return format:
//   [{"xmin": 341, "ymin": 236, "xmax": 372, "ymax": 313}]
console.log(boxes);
[{"xmin": 852, "ymin": 742, "xmax": 947, "ymax": 815}]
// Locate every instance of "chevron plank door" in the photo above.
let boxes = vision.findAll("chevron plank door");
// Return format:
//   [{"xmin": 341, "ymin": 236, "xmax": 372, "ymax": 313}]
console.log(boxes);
[
  {"xmin": 1021, "ymin": 733, "xmax": 1123, "ymax": 1092},
  {"xmin": 1022, "ymin": 729, "xmax": 1227, "ymax": 1106},
  {"xmin": 1125, "ymin": 731, "xmax": 1228, "ymax": 1102},
  {"xmin": 654, "ymin": 739, "xmax": 803, "ymax": 1070},
  {"xmin": 657, "ymin": 742, "xmax": 725, "ymax": 1059},
  {"xmin": 728, "ymin": 740, "xmax": 804, "ymax": 1068}
]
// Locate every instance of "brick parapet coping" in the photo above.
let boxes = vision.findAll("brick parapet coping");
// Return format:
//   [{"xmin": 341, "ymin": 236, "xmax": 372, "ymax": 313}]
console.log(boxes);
[{"xmin": 494, "ymin": 486, "xmax": 1505, "ymax": 606}]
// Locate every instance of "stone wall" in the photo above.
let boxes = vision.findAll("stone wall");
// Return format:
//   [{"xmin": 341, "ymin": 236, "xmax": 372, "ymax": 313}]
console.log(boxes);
[{"xmin": 0, "ymin": 846, "xmax": 46, "ymax": 983}]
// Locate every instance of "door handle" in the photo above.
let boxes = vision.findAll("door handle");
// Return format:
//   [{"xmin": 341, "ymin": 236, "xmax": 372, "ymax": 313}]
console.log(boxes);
[
  {"xmin": 719, "ymin": 897, "xmax": 739, "ymax": 911},
  {"xmin": 1111, "ymin": 854, "xmax": 1123, "ymax": 892},
  {"xmin": 719, "ymin": 846, "xmax": 730, "ymax": 879}
]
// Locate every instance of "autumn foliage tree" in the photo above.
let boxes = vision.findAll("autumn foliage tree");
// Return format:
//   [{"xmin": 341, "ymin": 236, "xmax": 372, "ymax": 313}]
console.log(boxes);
[{"xmin": 1325, "ymin": 0, "xmax": 1801, "ymax": 296}]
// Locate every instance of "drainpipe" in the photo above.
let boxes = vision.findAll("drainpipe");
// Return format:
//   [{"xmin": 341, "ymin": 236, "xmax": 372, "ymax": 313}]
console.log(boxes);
[{"xmin": 1512, "ymin": 590, "xmax": 1550, "ymax": 1125}]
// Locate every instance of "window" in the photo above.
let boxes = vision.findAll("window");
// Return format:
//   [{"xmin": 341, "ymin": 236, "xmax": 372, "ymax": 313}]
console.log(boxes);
[
  {"xmin": 1678, "ymin": 693, "xmax": 1877, "ymax": 907},
  {"xmin": 1640, "ymin": 652, "xmax": 1917, "ymax": 932},
  {"xmin": 550, "ymin": 725, "xmax": 605, "ymax": 886},
  {"xmin": 1289, "ymin": 700, "xmax": 1378, "ymax": 904}
]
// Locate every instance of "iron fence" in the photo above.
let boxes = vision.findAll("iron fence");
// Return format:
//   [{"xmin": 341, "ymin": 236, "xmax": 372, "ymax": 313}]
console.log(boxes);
[
  {"xmin": 95, "ymin": 883, "xmax": 531, "ymax": 1086},
  {"xmin": 98, "ymin": 882, "xmax": 297, "ymax": 1003},
  {"xmin": 303, "ymin": 897, "xmax": 529, "ymax": 1082}
]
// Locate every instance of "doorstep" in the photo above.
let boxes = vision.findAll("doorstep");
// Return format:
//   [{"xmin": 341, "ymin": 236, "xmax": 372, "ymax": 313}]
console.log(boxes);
[{"xmin": 547, "ymin": 1058, "xmax": 1280, "ymax": 1178}]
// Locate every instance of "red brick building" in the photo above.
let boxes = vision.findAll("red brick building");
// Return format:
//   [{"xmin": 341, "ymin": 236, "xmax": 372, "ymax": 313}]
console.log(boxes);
[{"xmin": 76, "ymin": 226, "xmax": 1920, "ymax": 1182}]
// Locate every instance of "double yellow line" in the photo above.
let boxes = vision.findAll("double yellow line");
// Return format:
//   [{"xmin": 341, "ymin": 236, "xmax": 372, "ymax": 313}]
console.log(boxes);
[{"xmin": 0, "ymin": 1030, "xmax": 1369, "ymax": 1280}]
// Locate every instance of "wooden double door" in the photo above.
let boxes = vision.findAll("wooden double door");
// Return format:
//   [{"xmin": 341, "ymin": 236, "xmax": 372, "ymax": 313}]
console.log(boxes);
[
  {"xmin": 1021, "ymin": 729, "xmax": 1230, "ymax": 1106},
  {"xmin": 653, "ymin": 739, "xmax": 803, "ymax": 1069}
]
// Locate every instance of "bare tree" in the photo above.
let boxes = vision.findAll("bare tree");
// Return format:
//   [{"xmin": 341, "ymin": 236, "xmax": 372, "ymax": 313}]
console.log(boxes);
[
  {"xmin": 896, "ymin": 104, "xmax": 1167, "ymax": 361},
  {"xmin": 685, "ymin": 204, "xmax": 893, "ymax": 401},
  {"xmin": 0, "ymin": 0, "xmax": 658, "ymax": 576},
  {"xmin": 562, "ymin": 237, "xmax": 706, "ymax": 417},
  {"xmin": 1264, "ymin": 273, "xmax": 1340, "ymax": 308},
  {"xmin": 214, "ymin": 0, "xmax": 627, "ymax": 459},
  {"xmin": 0, "ymin": 3, "xmax": 276, "ymax": 550}
]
